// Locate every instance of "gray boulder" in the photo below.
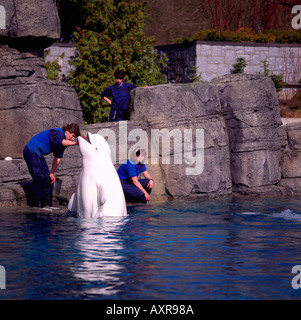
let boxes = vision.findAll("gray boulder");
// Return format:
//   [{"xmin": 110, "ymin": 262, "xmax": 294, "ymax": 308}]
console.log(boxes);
[
  {"xmin": 130, "ymin": 83, "xmax": 232, "ymax": 199},
  {"xmin": 130, "ymin": 74, "xmax": 283, "ymax": 197},
  {"xmin": 0, "ymin": 78, "xmax": 84, "ymax": 159},
  {"xmin": 0, "ymin": 0, "xmax": 60, "ymax": 48},
  {"xmin": 212, "ymin": 74, "xmax": 282, "ymax": 194},
  {"xmin": 278, "ymin": 122, "xmax": 301, "ymax": 195},
  {"xmin": 0, "ymin": 11, "xmax": 84, "ymax": 159}
]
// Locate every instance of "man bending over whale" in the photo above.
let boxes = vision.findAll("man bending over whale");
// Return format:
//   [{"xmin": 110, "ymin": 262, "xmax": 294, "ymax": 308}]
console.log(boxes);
[{"xmin": 23, "ymin": 123, "xmax": 81, "ymax": 208}]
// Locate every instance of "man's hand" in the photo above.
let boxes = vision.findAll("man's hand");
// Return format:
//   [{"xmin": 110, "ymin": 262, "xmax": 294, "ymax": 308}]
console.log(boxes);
[
  {"xmin": 144, "ymin": 192, "xmax": 151, "ymax": 202},
  {"xmin": 50, "ymin": 173, "xmax": 56, "ymax": 184},
  {"xmin": 147, "ymin": 179, "xmax": 154, "ymax": 189}
]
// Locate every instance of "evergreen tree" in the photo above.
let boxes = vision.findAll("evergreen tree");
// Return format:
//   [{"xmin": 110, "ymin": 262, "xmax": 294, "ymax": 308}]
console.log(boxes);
[{"xmin": 68, "ymin": 0, "xmax": 166, "ymax": 124}]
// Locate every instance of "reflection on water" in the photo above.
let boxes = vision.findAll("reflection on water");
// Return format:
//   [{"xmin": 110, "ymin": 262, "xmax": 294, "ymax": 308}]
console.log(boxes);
[
  {"xmin": 1, "ymin": 196, "xmax": 301, "ymax": 299},
  {"xmin": 71, "ymin": 217, "xmax": 127, "ymax": 296}
]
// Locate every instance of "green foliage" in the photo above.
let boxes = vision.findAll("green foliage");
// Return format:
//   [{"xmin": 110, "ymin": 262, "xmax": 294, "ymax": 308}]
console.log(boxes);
[
  {"xmin": 68, "ymin": 0, "xmax": 167, "ymax": 124},
  {"xmin": 231, "ymin": 57, "xmax": 247, "ymax": 74},
  {"xmin": 261, "ymin": 58, "xmax": 270, "ymax": 77},
  {"xmin": 175, "ymin": 28, "xmax": 301, "ymax": 44},
  {"xmin": 260, "ymin": 59, "xmax": 286, "ymax": 92},
  {"xmin": 189, "ymin": 66, "xmax": 202, "ymax": 82},
  {"xmin": 254, "ymin": 30, "xmax": 301, "ymax": 44},
  {"xmin": 270, "ymin": 73, "xmax": 286, "ymax": 92},
  {"xmin": 44, "ymin": 49, "xmax": 62, "ymax": 81}
]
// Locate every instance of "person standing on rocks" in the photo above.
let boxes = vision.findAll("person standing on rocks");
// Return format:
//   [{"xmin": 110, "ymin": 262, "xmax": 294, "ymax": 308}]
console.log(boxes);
[
  {"xmin": 23, "ymin": 123, "xmax": 81, "ymax": 208},
  {"xmin": 117, "ymin": 148, "xmax": 153, "ymax": 203},
  {"xmin": 101, "ymin": 70, "xmax": 137, "ymax": 122}
]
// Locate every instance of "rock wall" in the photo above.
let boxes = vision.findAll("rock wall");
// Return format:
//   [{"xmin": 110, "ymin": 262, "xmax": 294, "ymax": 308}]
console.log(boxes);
[
  {"xmin": 0, "ymin": 0, "xmax": 60, "ymax": 48},
  {"xmin": 0, "ymin": 0, "xmax": 300, "ymax": 208},
  {"xmin": 0, "ymin": 0, "xmax": 84, "ymax": 159},
  {"xmin": 129, "ymin": 82, "xmax": 232, "ymax": 199},
  {"xmin": 0, "ymin": 47, "xmax": 84, "ymax": 159},
  {"xmin": 0, "ymin": 0, "xmax": 84, "ymax": 206},
  {"xmin": 1, "ymin": 74, "xmax": 301, "ymax": 208},
  {"xmin": 212, "ymin": 74, "xmax": 282, "ymax": 195},
  {"xmin": 279, "ymin": 122, "xmax": 301, "ymax": 194}
]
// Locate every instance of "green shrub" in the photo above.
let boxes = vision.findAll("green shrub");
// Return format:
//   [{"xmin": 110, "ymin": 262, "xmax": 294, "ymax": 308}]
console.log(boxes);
[
  {"xmin": 260, "ymin": 59, "xmax": 286, "ymax": 92},
  {"xmin": 189, "ymin": 66, "xmax": 202, "ymax": 82},
  {"xmin": 44, "ymin": 49, "xmax": 63, "ymax": 81},
  {"xmin": 231, "ymin": 57, "xmax": 247, "ymax": 74},
  {"xmin": 176, "ymin": 28, "xmax": 301, "ymax": 44}
]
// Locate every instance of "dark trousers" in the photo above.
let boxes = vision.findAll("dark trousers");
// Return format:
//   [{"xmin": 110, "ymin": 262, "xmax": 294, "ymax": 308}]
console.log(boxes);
[
  {"xmin": 120, "ymin": 179, "xmax": 152, "ymax": 203},
  {"xmin": 109, "ymin": 109, "xmax": 129, "ymax": 122},
  {"xmin": 23, "ymin": 145, "xmax": 53, "ymax": 207}
]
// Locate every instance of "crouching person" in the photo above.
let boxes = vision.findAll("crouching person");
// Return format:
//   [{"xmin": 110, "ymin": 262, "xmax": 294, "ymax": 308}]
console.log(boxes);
[{"xmin": 117, "ymin": 148, "xmax": 153, "ymax": 203}]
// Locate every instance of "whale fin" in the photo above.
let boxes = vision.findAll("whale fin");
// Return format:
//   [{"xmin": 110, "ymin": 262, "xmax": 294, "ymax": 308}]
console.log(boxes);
[
  {"xmin": 97, "ymin": 184, "xmax": 107, "ymax": 206},
  {"xmin": 68, "ymin": 192, "xmax": 78, "ymax": 212}
]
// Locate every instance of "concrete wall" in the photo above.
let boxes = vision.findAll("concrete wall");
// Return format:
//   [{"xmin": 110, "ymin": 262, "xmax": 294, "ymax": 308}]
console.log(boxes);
[
  {"xmin": 196, "ymin": 42, "xmax": 301, "ymax": 84},
  {"xmin": 156, "ymin": 41, "xmax": 301, "ymax": 85}
]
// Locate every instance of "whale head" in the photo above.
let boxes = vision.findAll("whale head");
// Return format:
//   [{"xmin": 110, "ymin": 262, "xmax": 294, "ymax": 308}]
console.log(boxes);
[{"xmin": 78, "ymin": 132, "xmax": 111, "ymax": 159}]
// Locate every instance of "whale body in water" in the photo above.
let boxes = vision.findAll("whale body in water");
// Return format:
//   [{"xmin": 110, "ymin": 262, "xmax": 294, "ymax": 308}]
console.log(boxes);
[{"xmin": 68, "ymin": 132, "xmax": 127, "ymax": 218}]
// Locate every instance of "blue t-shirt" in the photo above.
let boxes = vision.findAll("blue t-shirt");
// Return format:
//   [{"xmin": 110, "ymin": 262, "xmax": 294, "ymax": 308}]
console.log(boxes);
[
  {"xmin": 26, "ymin": 128, "xmax": 66, "ymax": 158},
  {"xmin": 101, "ymin": 82, "xmax": 137, "ymax": 111},
  {"xmin": 117, "ymin": 160, "xmax": 147, "ymax": 180}
]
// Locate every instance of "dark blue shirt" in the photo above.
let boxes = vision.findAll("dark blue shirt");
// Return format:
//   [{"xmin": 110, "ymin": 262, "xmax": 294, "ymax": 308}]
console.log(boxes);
[
  {"xmin": 101, "ymin": 82, "xmax": 137, "ymax": 111},
  {"xmin": 26, "ymin": 128, "xmax": 66, "ymax": 158},
  {"xmin": 117, "ymin": 160, "xmax": 147, "ymax": 180}
]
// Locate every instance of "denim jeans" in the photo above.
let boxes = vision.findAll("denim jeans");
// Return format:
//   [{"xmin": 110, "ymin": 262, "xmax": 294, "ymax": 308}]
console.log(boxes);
[
  {"xmin": 23, "ymin": 145, "xmax": 53, "ymax": 207},
  {"xmin": 120, "ymin": 178, "xmax": 152, "ymax": 203},
  {"xmin": 109, "ymin": 109, "xmax": 129, "ymax": 122}
]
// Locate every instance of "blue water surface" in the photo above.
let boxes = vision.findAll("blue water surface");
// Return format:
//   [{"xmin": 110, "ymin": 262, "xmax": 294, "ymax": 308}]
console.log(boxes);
[{"xmin": 1, "ymin": 196, "xmax": 301, "ymax": 300}]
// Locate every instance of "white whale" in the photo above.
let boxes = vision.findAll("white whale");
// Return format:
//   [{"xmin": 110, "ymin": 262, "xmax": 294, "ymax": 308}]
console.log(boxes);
[{"xmin": 68, "ymin": 132, "xmax": 127, "ymax": 218}]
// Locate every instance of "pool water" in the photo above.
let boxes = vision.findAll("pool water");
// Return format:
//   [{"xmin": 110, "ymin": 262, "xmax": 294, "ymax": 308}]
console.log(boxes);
[{"xmin": 1, "ymin": 196, "xmax": 301, "ymax": 300}]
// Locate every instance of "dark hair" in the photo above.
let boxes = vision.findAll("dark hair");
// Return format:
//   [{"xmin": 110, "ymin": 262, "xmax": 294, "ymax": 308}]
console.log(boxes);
[
  {"xmin": 62, "ymin": 123, "xmax": 81, "ymax": 137},
  {"xmin": 114, "ymin": 69, "xmax": 125, "ymax": 79},
  {"xmin": 136, "ymin": 148, "xmax": 146, "ymax": 157}
]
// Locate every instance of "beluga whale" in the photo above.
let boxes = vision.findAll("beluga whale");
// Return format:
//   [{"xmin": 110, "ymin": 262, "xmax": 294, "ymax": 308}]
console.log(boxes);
[{"xmin": 68, "ymin": 132, "xmax": 127, "ymax": 218}]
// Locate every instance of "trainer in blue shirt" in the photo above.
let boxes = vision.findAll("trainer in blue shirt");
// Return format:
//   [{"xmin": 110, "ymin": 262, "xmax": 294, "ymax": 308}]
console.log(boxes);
[
  {"xmin": 117, "ymin": 148, "xmax": 154, "ymax": 203},
  {"xmin": 101, "ymin": 70, "xmax": 137, "ymax": 122},
  {"xmin": 23, "ymin": 123, "xmax": 81, "ymax": 208}
]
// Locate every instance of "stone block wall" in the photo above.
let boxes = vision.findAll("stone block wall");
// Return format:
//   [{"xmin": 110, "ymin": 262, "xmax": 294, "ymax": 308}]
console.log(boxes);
[
  {"xmin": 156, "ymin": 41, "xmax": 301, "ymax": 86},
  {"xmin": 44, "ymin": 43, "xmax": 77, "ymax": 81},
  {"xmin": 197, "ymin": 42, "xmax": 301, "ymax": 84}
]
